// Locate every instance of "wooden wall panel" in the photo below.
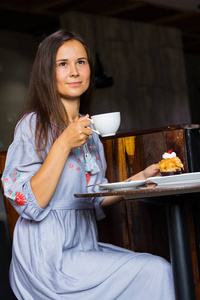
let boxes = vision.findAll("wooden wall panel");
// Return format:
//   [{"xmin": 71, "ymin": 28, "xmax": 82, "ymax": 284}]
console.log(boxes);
[{"xmin": 99, "ymin": 127, "xmax": 198, "ymax": 263}]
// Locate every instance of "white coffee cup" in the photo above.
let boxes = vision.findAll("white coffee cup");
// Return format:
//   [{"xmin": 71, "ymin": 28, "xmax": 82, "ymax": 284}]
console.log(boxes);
[{"xmin": 90, "ymin": 112, "xmax": 121, "ymax": 137}]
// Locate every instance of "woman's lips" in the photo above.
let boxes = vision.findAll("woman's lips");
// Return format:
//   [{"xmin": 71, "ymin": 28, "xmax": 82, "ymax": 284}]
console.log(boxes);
[{"xmin": 67, "ymin": 82, "xmax": 82, "ymax": 87}]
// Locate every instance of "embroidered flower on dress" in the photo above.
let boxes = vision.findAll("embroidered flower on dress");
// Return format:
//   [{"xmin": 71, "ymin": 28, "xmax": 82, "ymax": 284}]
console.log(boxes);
[
  {"xmin": 86, "ymin": 172, "xmax": 91, "ymax": 184},
  {"xmin": 14, "ymin": 192, "xmax": 26, "ymax": 206}
]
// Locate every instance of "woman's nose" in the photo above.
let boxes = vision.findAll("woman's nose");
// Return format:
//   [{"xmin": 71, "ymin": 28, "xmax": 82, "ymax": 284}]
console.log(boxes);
[{"xmin": 69, "ymin": 64, "xmax": 79, "ymax": 77}]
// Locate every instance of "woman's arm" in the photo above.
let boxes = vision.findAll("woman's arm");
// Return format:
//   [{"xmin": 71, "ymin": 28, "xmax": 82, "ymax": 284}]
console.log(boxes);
[
  {"xmin": 100, "ymin": 163, "xmax": 159, "ymax": 207},
  {"xmin": 30, "ymin": 115, "xmax": 92, "ymax": 208},
  {"xmin": 127, "ymin": 163, "xmax": 160, "ymax": 181}
]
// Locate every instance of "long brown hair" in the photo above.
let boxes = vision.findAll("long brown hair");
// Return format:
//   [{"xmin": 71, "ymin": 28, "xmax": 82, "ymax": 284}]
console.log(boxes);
[{"xmin": 23, "ymin": 29, "xmax": 95, "ymax": 151}]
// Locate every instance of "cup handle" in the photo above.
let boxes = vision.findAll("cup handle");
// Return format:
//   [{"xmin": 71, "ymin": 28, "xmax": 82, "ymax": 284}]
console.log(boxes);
[
  {"xmin": 87, "ymin": 118, "xmax": 93, "ymax": 124},
  {"xmin": 87, "ymin": 118, "xmax": 100, "ymax": 135},
  {"xmin": 92, "ymin": 129, "xmax": 100, "ymax": 135}
]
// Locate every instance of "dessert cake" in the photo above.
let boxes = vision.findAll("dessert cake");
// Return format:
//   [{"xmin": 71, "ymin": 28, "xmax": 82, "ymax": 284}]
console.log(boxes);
[{"xmin": 158, "ymin": 150, "xmax": 184, "ymax": 176}]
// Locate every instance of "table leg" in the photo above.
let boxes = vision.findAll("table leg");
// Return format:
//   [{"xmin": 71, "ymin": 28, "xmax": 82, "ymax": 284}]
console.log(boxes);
[{"xmin": 166, "ymin": 203, "xmax": 196, "ymax": 300}]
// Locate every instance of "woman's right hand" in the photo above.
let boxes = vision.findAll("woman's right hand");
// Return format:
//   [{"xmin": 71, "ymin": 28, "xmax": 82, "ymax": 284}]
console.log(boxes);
[{"xmin": 56, "ymin": 114, "xmax": 93, "ymax": 153}]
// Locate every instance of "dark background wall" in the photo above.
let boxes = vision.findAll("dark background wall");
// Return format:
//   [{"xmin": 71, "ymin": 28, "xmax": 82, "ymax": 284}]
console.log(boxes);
[
  {"xmin": 0, "ymin": 11, "xmax": 194, "ymax": 151},
  {"xmin": 60, "ymin": 12, "xmax": 191, "ymax": 132},
  {"xmin": 0, "ymin": 32, "xmax": 39, "ymax": 151},
  {"xmin": 185, "ymin": 53, "xmax": 200, "ymax": 125}
]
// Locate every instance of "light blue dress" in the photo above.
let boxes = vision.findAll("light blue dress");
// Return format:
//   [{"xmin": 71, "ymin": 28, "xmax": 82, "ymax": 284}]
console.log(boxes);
[{"xmin": 2, "ymin": 113, "xmax": 175, "ymax": 300}]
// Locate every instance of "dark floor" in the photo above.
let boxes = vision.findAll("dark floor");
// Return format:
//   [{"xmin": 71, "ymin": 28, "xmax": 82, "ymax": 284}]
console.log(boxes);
[{"xmin": 0, "ymin": 189, "xmax": 17, "ymax": 300}]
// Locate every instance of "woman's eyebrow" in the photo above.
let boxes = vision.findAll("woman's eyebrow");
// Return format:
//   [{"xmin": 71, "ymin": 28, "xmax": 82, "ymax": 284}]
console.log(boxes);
[
  {"xmin": 56, "ymin": 58, "xmax": 68, "ymax": 62},
  {"xmin": 77, "ymin": 57, "xmax": 88, "ymax": 60}
]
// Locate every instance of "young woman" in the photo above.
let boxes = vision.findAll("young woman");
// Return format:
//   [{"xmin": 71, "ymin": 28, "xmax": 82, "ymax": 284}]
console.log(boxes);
[{"xmin": 2, "ymin": 30, "xmax": 175, "ymax": 300}]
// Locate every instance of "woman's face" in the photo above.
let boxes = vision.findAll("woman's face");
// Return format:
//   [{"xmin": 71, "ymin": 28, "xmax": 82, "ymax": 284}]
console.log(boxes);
[{"xmin": 56, "ymin": 40, "xmax": 91, "ymax": 103}]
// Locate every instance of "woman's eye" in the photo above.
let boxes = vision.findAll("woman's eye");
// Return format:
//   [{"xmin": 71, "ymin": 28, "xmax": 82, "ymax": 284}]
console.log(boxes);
[
  {"xmin": 59, "ymin": 62, "xmax": 67, "ymax": 67},
  {"xmin": 78, "ymin": 60, "xmax": 86, "ymax": 65}
]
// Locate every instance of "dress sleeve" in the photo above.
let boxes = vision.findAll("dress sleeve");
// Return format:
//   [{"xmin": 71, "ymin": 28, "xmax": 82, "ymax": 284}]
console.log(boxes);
[{"xmin": 1, "ymin": 115, "xmax": 52, "ymax": 221}]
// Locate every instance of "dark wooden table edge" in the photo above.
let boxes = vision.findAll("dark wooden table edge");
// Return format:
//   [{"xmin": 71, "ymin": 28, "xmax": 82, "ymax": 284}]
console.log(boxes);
[{"xmin": 74, "ymin": 183, "xmax": 200, "ymax": 204}]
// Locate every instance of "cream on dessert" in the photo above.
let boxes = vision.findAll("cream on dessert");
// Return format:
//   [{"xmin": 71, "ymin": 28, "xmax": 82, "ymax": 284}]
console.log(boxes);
[
  {"xmin": 162, "ymin": 151, "xmax": 176, "ymax": 159},
  {"xmin": 158, "ymin": 150, "xmax": 184, "ymax": 176}
]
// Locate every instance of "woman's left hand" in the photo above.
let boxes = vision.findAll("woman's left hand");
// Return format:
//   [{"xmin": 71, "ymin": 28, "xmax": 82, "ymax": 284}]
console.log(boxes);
[
  {"xmin": 127, "ymin": 163, "xmax": 160, "ymax": 182},
  {"xmin": 143, "ymin": 163, "xmax": 160, "ymax": 179}
]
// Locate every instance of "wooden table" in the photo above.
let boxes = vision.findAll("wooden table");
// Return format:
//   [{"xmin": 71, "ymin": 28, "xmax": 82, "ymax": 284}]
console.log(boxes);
[{"xmin": 75, "ymin": 182, "xmax": 200, "ymax": 300}]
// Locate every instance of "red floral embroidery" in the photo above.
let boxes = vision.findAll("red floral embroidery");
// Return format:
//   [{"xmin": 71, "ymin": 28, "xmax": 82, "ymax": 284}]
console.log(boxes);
[
  {"xmin": 96, "ymin": 157, "xmax": 100, "ymax": 160},
  {"xmin": 77, "ymin": 167, "xmax": 80, "ymax": 171},
  {"xmin": 3, "ymin": 177, "xmax": 8, "ymax": 181},
  {"xmin": 86, "ymin": 172, "xmax": 91, "ymax": 184},
  {"xmin": 14, "ymin": 171, "xmax": 17, "ymax": 175},
  {"xmin": 13, "ymin": 178, "xmax": 16, "ymax": 182},
  {"xmin": 101, "ymin": 164, "xmax": 103, "ymax": 169},
  {"xmin": 14, "ymin": 192, "xmax": 26, "ymax": 206},
  {"xmin": 80, "ymin": 150, "xmax": 83, "ymax": 154},
  {"xmin": 69, "ymin": 164, "xmax": 73, "ymax": 168},
  {"xmin": 9, "ymin": 190, "xmax": 12, "ymax": 195},
  {"xmin": 77, "ymin": 158, "xmax": 81, "ymax": 162}
]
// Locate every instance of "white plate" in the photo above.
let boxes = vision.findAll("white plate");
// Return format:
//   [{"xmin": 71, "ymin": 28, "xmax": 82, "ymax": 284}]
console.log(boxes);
[
  {"xmin": 99, "ymin": 180, "xmax": 147, "ymax": 191},
  {"xmin": 147, "ymin": 172, "xmax": 200, "ymax": 185}
]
